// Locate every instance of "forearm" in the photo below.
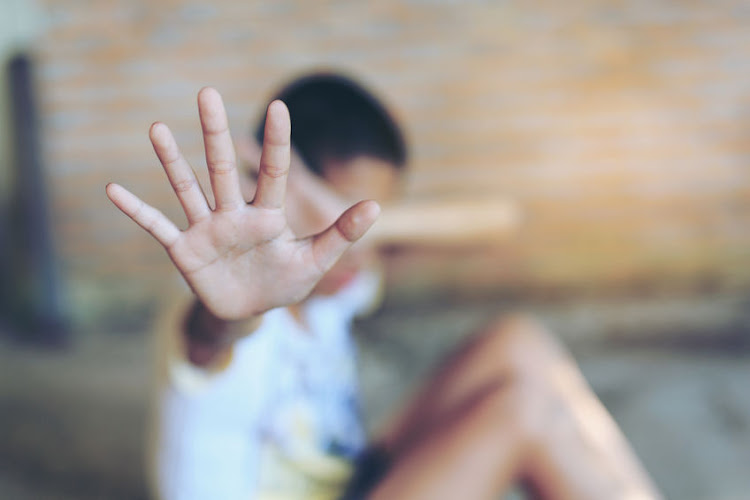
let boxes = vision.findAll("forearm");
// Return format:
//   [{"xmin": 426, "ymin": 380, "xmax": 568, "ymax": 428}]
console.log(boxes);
[{"xmin": 183, "ymin": 299, "xmax": 263, "ymax": 368}]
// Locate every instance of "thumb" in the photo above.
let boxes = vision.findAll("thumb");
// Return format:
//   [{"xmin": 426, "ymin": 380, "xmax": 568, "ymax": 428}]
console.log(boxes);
[{"xmin": 310, "ymin": 200, "xmax": 381, "ymax": 273}]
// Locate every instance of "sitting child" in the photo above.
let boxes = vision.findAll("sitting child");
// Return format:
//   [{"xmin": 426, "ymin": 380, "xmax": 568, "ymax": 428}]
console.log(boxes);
[{"xmin": 106, "ymin": 73, "xmax": 660, "ymax": 500}]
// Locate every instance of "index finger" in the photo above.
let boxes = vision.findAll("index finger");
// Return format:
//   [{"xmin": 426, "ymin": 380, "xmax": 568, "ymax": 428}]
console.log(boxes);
[
  {"xmin": 253, "ymin": 100, "xmax": 291, "ymax": 210},
  {"xmin": 197, "ymin": 87, "xmax": 244, "ymax": 211}
]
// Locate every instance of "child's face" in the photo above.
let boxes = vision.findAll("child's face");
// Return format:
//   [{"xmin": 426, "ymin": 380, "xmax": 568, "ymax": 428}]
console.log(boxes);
[{"xmin": 307, "ymin": 156, "xmax": 399, "ymax": 295}]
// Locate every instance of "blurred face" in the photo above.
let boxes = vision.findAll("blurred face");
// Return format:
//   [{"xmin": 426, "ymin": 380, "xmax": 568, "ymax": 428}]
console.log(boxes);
[{"xmin": 305, "ymin": 156, "xmax": 400, "ymax": 295}]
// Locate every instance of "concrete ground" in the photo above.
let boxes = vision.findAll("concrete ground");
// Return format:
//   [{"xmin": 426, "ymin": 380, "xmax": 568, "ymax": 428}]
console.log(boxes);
[{"xmin": 0, "ymin": 294, "xmax": 749, "ymax": 499}]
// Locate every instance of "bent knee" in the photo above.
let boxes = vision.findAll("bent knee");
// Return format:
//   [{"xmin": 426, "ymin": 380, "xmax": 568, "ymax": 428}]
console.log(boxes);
[
  {"xmin": 477, "ymin": 314, "xmax": 565, "ymax": 372},
  {"xmin": 486, "ymin": 314, "xmax": 547, "ymax": 344}
]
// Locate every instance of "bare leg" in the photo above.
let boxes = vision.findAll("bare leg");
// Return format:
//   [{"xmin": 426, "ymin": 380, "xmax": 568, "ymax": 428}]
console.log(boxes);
[
  {"xmin": 372, "ymin": 315, "xmax": 661, "ymax": 499},
  {"xmin": 378, "ymin": 315, "xmax": 545, "ymax": 452},
  {"xmin": 371, "ymin": 379, "xmax": 529, "ymax": 500}
]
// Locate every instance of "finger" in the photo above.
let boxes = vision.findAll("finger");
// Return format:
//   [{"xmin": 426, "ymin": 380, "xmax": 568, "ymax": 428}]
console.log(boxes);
[
  {"xmin": 197, "ymin": 87, "xmax": 244, "ymax": 211},
  {"xmin": 311, "ymin": 200, "xmax": 381, "ymax": 273},
  {"xmin": 253, "ymin": 100, "xmax": 291, "ymax": 209},
  {"xmin": 150, "ymin": 122, "xmax": 211, "ymax": 224},
  {"xmin": 106, "ymin": 183, "xmax": 181, "ymax": 249}
]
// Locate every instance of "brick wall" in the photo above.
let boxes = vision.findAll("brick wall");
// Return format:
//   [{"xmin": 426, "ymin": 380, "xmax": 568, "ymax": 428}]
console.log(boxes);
[{"xmin": 33, "ymin": 0, "xmax": 750, "ymax": 322}]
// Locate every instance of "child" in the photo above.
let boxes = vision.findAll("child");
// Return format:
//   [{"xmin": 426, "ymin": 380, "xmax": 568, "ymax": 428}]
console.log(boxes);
[{"xmin": 107, "ymin": 73, "xmax": 660, "ymax": 500}]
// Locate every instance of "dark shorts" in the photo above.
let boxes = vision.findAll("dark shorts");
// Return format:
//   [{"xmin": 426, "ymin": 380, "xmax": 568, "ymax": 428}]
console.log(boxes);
[{"xmin": 338, "ymin": 446, "xmax": 392, "ymax": 500}]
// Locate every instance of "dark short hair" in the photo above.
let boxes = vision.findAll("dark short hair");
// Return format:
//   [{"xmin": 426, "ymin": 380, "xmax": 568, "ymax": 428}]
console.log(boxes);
[{"xmin": 254, "ymin": 72, "xmax": 407, "ymax": 176}]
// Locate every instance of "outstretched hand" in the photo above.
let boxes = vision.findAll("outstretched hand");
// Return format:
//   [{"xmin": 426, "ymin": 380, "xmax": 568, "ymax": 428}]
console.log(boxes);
[{"xmin": 106, "ymin": 88, "xmax": 380, "ymax": 320}]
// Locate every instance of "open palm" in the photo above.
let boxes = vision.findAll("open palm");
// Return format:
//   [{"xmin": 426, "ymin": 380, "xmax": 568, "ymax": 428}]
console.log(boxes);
[{"xmin": 106, "ymin": 88, "xmax": 379, "ymax": 320}]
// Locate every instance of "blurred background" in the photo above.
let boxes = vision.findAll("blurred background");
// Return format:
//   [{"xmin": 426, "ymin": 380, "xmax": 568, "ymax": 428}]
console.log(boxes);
[{"xmin": 1, "ymin": 0, "xmax": 749, "ymax": 498}]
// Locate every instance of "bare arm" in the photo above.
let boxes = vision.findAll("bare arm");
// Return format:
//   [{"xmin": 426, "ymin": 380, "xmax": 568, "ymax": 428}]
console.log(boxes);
[{"xmin": 180, "ymin": 299, "xmax": 262, "ymax": 368}]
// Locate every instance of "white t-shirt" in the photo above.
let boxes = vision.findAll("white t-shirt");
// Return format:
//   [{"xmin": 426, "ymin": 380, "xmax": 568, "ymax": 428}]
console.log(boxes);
[{"xmin": 150, "ymin": 271, "xmax": 382, "ymax": 500}]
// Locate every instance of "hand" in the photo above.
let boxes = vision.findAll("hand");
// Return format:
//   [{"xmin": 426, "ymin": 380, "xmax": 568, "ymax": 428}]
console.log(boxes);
[{"xmin": 106, "ymin": 87, "xmax": 380, "ymax": 320}]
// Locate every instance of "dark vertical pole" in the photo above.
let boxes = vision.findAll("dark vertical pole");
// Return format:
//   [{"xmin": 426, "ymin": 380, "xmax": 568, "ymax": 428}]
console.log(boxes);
[
  {"xmin": 0, "ymin": 120, "xmax": 7, "ymax": 335},
  {"xmin": 5, "ymin": 53, "xmax": 68, "ymax": 345}
]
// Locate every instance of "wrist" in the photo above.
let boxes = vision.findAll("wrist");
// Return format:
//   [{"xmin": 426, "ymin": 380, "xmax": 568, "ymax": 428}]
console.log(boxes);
[{"xmin": 183, "ymin": 301, "xmax": 262, "ymax": 367}]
